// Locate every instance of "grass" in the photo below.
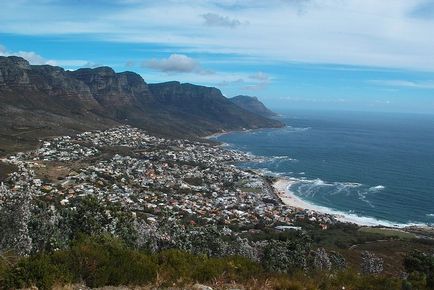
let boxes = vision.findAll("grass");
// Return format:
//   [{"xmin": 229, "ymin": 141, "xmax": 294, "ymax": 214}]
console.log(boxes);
[{"xmin": 359, "ymin": 227, "xmax": 416, "ymax": 239}]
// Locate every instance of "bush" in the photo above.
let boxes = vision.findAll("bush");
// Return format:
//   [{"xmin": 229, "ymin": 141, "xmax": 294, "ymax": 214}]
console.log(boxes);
[
  {"xmin": 155, "ymin": 249, "xmax": 261, "ymax": 285},
  {"xmin": 0, "ymin": 234, "xmax": 409, "ymax": 289},
  {"xmin": 1, "ymin": 254, "xmax": 71, "ymax": 290},
  {"xmin": 404, "ymin": 250, "xmax": 434, "ymax": 288},
  {"xmin": 0, "ymin": 236, "xmax": 157, "ymax": 289},
  {"xmin": 67, "ymin": 235, "xmax": 157, "ymax": 287}
]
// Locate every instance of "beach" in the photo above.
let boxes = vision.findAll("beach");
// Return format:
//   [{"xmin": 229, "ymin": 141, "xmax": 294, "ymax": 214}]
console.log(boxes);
[
  {"xmin": 272, "ymin": 178, "xmax": 313, "ymax": 210},
  {"xmin": 272, "ymin": 177, "xmax": 424, "ymax": 228}
]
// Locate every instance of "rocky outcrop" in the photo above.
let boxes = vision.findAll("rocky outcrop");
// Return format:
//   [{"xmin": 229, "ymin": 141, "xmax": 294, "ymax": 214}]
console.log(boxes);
[{"xmin": 67, "ymin": 67, "xmax": 153, "ymax": 121}]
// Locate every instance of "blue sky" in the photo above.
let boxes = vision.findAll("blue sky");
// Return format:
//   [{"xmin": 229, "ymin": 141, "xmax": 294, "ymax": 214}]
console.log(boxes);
[{"xmin": 1, "ymin": 0, "xmax": 434, "ymax": 114}]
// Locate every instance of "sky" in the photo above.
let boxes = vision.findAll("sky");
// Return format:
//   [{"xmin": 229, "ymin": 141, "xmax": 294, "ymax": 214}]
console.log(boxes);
[{"xmin": 1, "ymin": 0, "xmax": 434, "ymax": 114}]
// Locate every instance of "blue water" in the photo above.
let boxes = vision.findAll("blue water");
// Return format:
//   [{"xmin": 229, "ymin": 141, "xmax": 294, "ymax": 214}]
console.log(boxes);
[{"xmin": 215, "ymin": 110, "xmax": 434, "ymax": 226}]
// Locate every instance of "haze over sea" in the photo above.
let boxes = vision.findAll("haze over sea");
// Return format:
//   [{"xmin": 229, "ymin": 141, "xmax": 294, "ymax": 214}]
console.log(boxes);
[{"xmin": 215, "ymin": 110, "xmax": 434, "ymax": 227}]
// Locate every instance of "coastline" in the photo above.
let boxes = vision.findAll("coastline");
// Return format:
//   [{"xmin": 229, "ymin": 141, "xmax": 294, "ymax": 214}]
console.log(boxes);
[
  {"xmin": 203, "ymin": 126, "xmax": 282, "ymax": 140},
  {"xmin": 272, "ymin": 177, "xmax": 429, "ymax": 229},
  {"xmin": 208, "ymin": 126, "xmax": 432, "ymax": 232},
  {"xmin": 204, "ymin": 131, "xmax": 230, "ymax": 139}
]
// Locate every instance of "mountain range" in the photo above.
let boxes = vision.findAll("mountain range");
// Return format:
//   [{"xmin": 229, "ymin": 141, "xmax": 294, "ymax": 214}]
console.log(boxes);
[{"xmin": 0, "ymin": 56, "xmax": 282, "ymax": 154}]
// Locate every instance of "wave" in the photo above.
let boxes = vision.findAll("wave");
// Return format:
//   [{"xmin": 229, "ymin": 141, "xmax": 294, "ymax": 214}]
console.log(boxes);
[
  {"xmin": 291, "ymin": 178, "xmax": 387, "ymax": 210},
  {"xmin": 215, "ymin": 127, "xmax": 430, "ymax": 228},
  {"xmin": 270, "ymin": 155, "xmax": 297, "ymax": 161},
  {"xmin": 286, "ymin": 125, "xmax": 311, "ymax": 132},
  {"xmin": 251, "ymin": 168, "xmax": 288, "ymax": 177},
  {"xmin": 240, "ymin": 154, "xmax": 298, "ymax": 167},
  {"xmin": 285, "ymin": 180, "xmax": 427, "ymax": 228},
  {"xmin": 369, "ymin": 185, "xmax": 386, "ymax": 191}
]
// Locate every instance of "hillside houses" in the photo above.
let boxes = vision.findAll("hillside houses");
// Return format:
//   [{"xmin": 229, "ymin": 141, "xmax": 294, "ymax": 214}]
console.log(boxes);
[{"xmin": 1, "ymin": 126, "xmax": 337, "ymax": 231}]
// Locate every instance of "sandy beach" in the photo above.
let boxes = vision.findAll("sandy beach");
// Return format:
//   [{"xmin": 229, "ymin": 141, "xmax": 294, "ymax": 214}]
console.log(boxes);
[
  {"xmin": 272, "ymin": 178, "xmax": 314, "ymax": 210},
  {"xmin": 272, "ymin": 177, "xmax": 418, "ymax": 227}
]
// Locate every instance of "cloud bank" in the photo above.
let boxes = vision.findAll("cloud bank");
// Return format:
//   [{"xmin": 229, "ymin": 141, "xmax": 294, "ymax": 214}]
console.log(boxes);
[
  {"xmin": 144, "ymin": 54, "xmax": 213, "ymax": 75},
  {"xmin": 202, "ymin": 13, "xmax": 242, "ymax": 28},
  {"xmin": 0, "ymin": 44, "xmax": 55, "ymax": 65},
  {"xmin": 2, "ymin": 0, "xmax": 434, "ymax": 71}
]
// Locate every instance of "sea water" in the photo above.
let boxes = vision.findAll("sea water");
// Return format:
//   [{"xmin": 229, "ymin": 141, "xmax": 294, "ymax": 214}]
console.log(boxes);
[{"xmin": 214, "ymin": 110, "xmax": 434, "ymax": 226}]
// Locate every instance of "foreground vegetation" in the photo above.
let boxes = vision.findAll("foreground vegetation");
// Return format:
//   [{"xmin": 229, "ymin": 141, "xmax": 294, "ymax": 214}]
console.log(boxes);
[{"xmin": 0, "ymin": 235, "xmax": 433, "ymax": 290}]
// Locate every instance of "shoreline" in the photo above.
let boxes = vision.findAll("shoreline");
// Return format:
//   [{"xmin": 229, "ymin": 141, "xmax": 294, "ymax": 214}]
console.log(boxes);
[
  {"xmin": 272, "ymin": 177, "xmax": 430, "ymax": 229},
  {"xmin": 203, "ymin": 126, "xmax": 283, "ymax": 140},
  {"xmin": 205, "ymin": 126, "xmax": 432, "ymax": 231},
  {"xmin": 204, "ymin": 131, "xmax": 230, "ymax": 139}
]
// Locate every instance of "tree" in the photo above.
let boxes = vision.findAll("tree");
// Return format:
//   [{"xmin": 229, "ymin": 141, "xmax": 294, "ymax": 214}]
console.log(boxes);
[
  {"xmin": 329, "ymin": 251, "xmax": 347, "ymax": 270},
  {"xmin": 361, "ymin": 251, "xmax": 383, "ymax": 275},
  {"xmin": 0, "ymin": 166, "xmax": 35, "ymax": 256},
  {"xmin": 313, "ymin": 248, "xmax": 331, "ymax": 271},
  {"xmin": 404, "ymin": 250, "xmax": 434, "ymax": 288},
  {"xmin": 261, "ymin": 237, "xmax": 310, "ymax": 273}
]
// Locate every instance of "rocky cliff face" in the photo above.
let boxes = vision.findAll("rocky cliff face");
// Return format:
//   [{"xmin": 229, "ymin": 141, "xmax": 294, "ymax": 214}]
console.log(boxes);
[
  {"xmin": 230, "ymin": 95, "xmax": 277, "ymax": 117},
  {"xmin": 67, "ymin": 67, "xmax": 153, "ymax": 121},
  {"xmin": 0, "ymin": 56, "xmax": 283, "ymax": 153},
  {"xmin": 0, "ymin": 57, "xmax": 116, "ymax": 153},
  {"xmin": 0, "ymin": 57, "xmax": 101, "ymax": 113},
  {"xmin": 149, "ymin": 82, "xmax": 283, "ymax": 134}
]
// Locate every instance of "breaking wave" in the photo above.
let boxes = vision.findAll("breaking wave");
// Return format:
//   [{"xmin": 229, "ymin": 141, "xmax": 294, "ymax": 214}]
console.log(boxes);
[
  {"xmin": 285, "ymin": 180, "xmax": 426, "ymax": 228},
  {"xmin": 291, "ymin": 178, "xmax": 386, "ymax": 210},
  {"xmin": 369, "ymin": 185, "xmax": 386, "ymax": 191},
  {"xmin": 286, "ymin": 125, "xmax": 311, "ymax": 132}
]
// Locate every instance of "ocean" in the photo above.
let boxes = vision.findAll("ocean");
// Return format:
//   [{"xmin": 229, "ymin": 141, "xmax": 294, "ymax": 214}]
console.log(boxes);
[{"xmin": 214, "ymin": 110, "xmax": 434, "ymax": 227}]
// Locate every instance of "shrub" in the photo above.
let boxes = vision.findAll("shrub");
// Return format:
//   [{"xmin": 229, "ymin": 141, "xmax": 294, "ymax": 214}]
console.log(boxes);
[
  {"xmin": 67, "ymin": 235, "xmax": 156, "ymax": 287},
  {"xmin": 1, "ymin": 254, "xmax": 71, "ymax": 290},
  {"xmin": 404, "ymin": 250, "xmax": 434, "ymax": 289}
]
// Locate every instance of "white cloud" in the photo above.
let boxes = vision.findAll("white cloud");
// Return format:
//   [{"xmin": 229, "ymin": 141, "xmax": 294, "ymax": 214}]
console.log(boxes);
[
  {"xmin": 217, "ymin": 78, "xmax": 244, "ymax": 87},
  {"xmin": 243, "ymin": 82, "xmax": 268, "ymax": 91},
  {"xmin": 249, "ymin": 72, "xmax": 270, "ymax": 81},
  {"xmin": 0, "ymin": 44, "xmax": 7, "ymax": 55},
  {"xmin": 202, "ymin": 13, "xmax": 242, "ymax": 28},
  {"xmin": 243, "ymin": 72, "xmax": 271, "ymax": 91},
  {"xmin": 144, "ymin": 54, "xmax": 213, "ymax": 75},
  {"xmin": 207, "ymin": 71, "xmax": 272, "ymax": 91},
  {"xmin": 14, "ymin": 51, "xmax": 57, "ymax": 65},
  {"xmin": 2, "ymin": 1, "xmax": 434, "ymax": 70},
  {"xmin": 0, "ymin": 43, "xmax": 96, "ymax": 68},
  {"xmin": 0, "ymin": 44, "xmax": 56, "ymax": 65},
  {"xmin": 369, "ymin": 79, "xmax": 434, "ymax": 89}
]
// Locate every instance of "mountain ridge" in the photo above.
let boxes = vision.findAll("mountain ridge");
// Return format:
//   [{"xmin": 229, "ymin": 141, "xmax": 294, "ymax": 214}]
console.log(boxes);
[
  {"xmin": 0, "ymin": 56, "xmax": 283, "ymax": 154},
  {"xmin": 230, "ymin": 95, "xmax": 277, "ymax": 117}
]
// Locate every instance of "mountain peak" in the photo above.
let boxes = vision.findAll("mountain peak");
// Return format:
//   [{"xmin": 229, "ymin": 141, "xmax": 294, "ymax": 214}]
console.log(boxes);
[
  {"xmin": 230, "ymin": 95, "xmax": 277, "ymax": 117},
  {"xmin": 0, "ymin": 56, "xmax": 30, "ymax": 68}
]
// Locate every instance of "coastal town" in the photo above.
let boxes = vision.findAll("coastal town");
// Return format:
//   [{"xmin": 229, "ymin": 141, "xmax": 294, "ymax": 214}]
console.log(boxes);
[
  {"xmin": 1, "ymin": 125, "xmax": 337, "ymax": 232},
  {"xmin": 2, "ymin": 127, "xmax": 433, "ymax": 289}
]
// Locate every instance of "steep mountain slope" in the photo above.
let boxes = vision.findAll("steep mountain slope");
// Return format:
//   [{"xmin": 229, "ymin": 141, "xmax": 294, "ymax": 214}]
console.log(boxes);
[
  {"xmin": 230, "ymin": 95, "xmax": 277, "ymax": 117},
  {"xmin": 66, "ymin": 67, "xmax": 153, "ymax": 121},
  {"xmin": 0, "ymin": 56, "xmax": 283, "ymax": 153},
  {"xmin": 148, "ymin": 82, "xmax": 283, "ymax": 135},
  {"xmin": 0, "ymin": 56, "xmax": 117, "ymax": 153}
]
